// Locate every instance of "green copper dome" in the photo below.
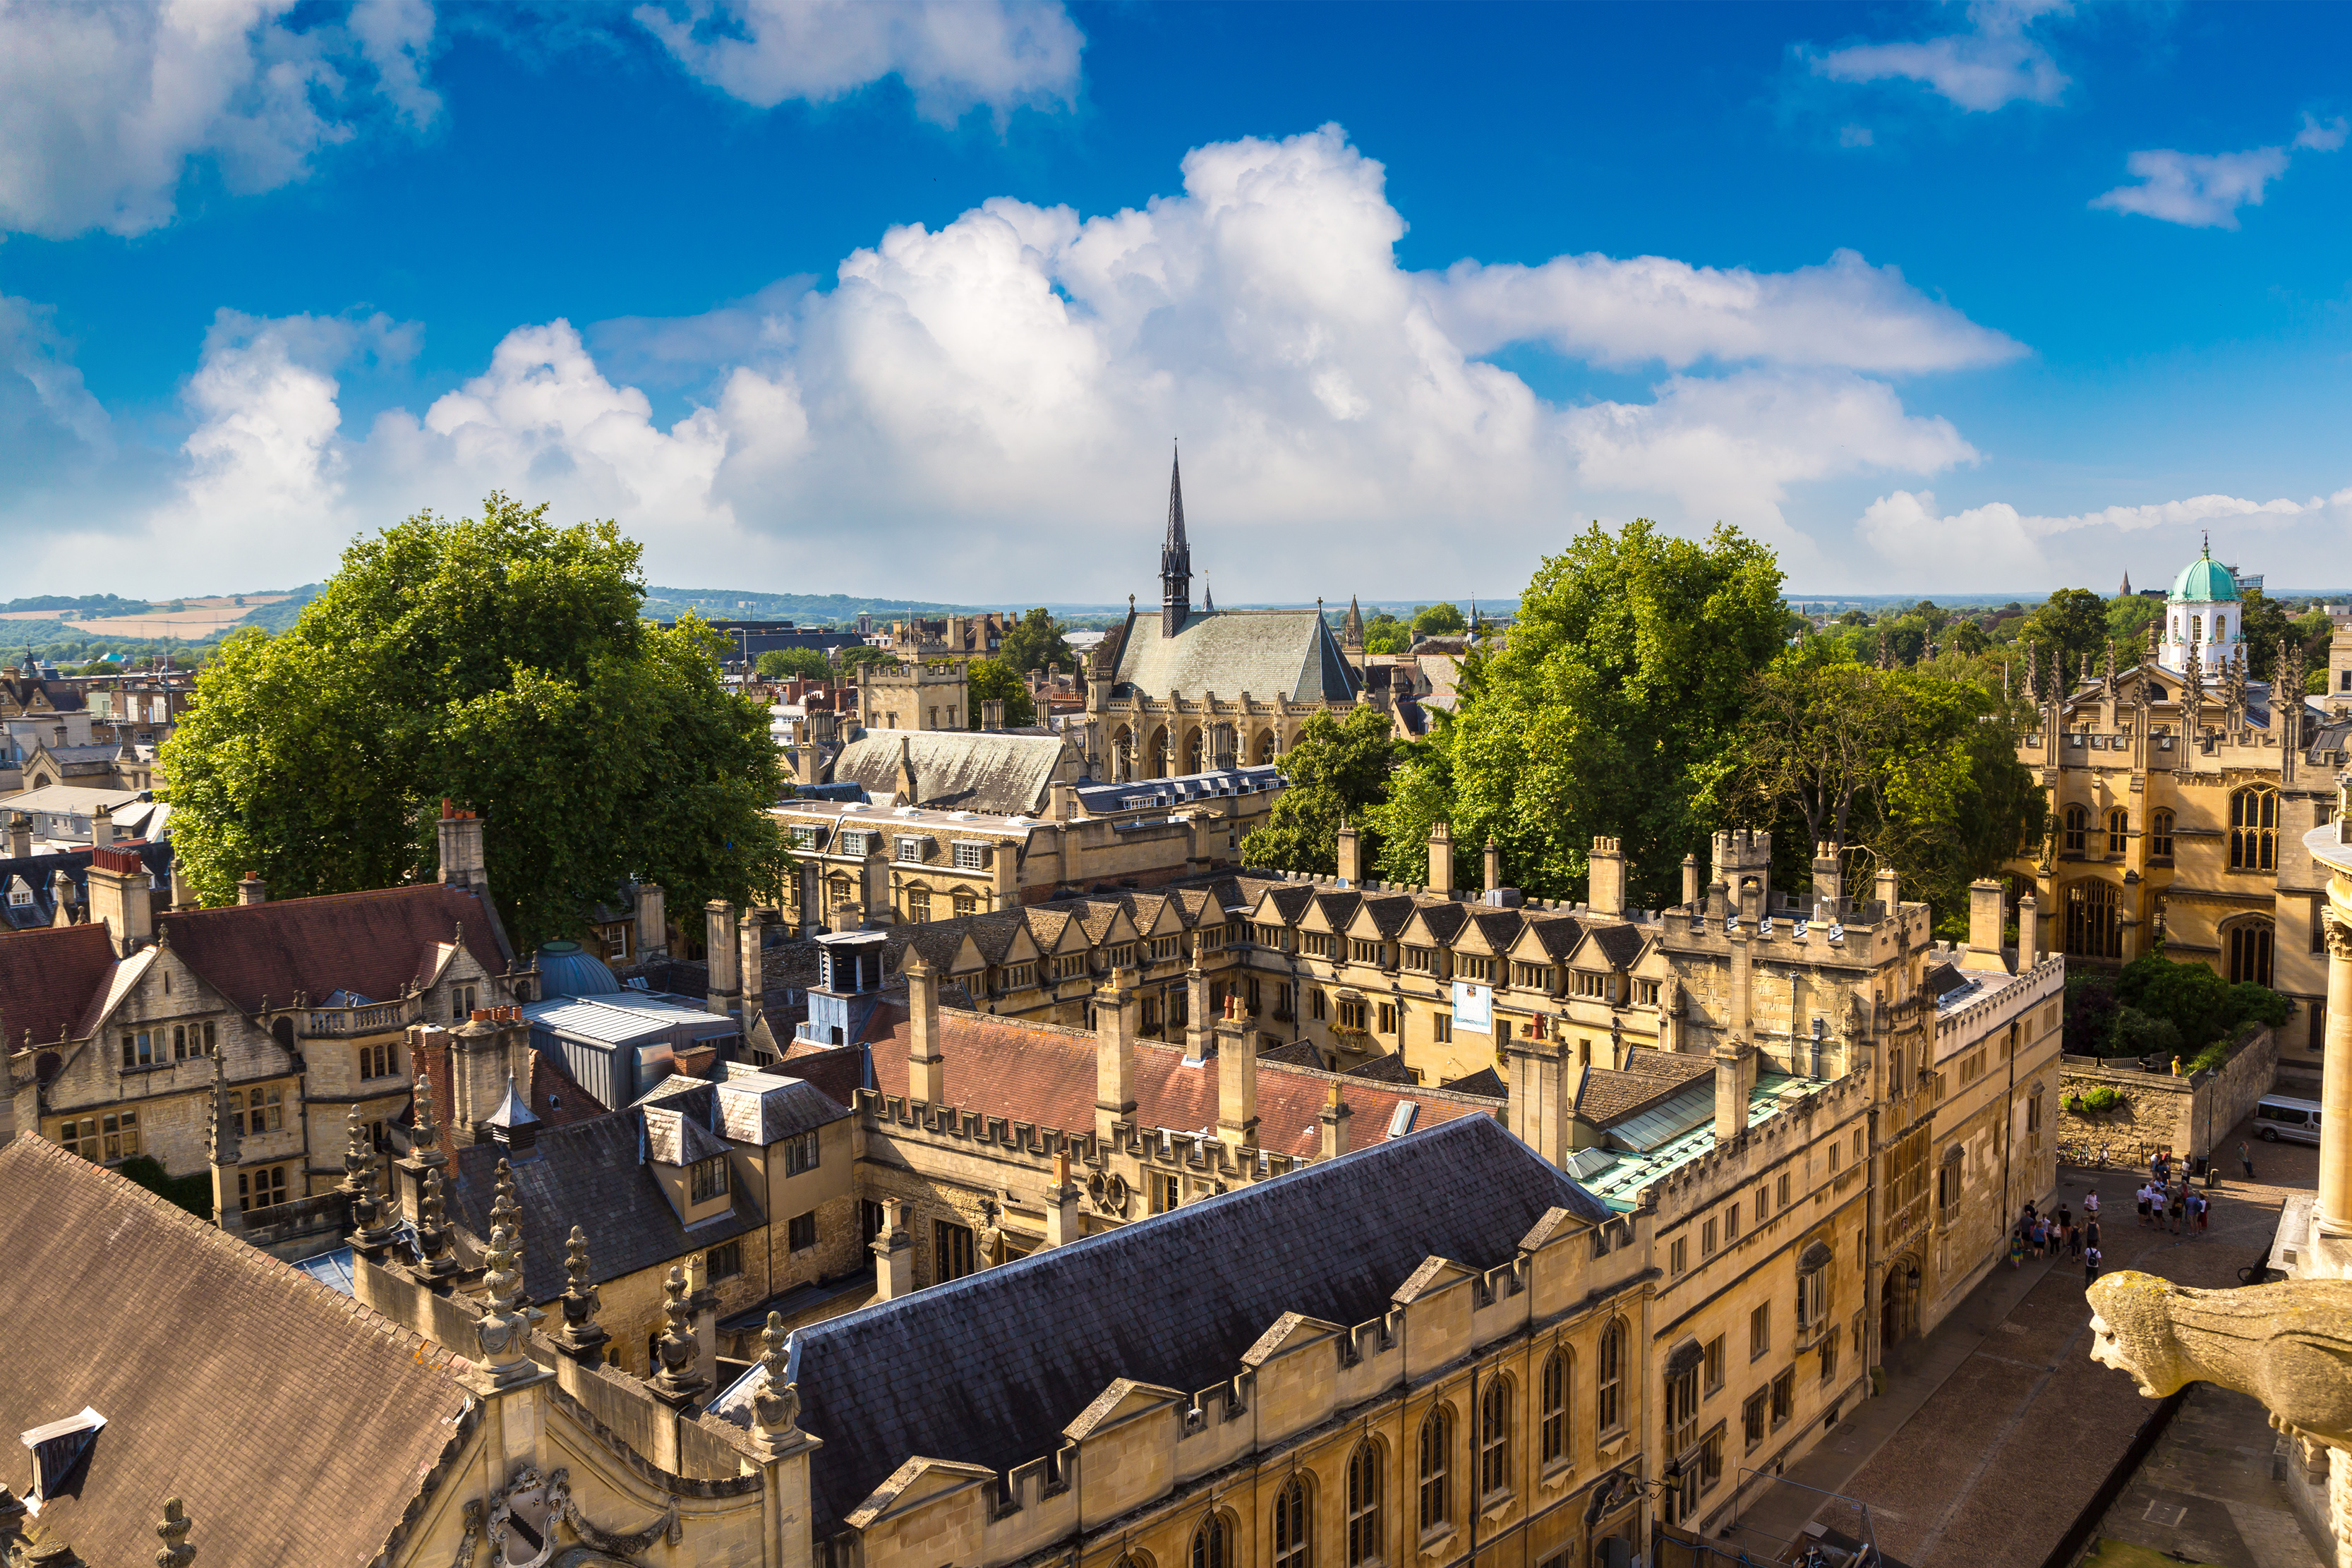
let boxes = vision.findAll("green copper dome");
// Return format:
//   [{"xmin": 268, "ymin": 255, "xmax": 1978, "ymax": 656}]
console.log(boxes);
[{"xmin": 2168, "ymin": 548, "xmax": 2241, "ymax": 604}]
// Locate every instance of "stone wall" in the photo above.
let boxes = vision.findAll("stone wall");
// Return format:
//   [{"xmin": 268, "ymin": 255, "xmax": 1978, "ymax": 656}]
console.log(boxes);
[{"xmin": 2056, "ymin": 1025, "xmax": 2274, "ymax": 1164}]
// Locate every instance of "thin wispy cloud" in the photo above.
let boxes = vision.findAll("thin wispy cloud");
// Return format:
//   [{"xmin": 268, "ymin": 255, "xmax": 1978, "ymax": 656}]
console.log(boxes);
[
  {"xmin": 2092, "ymin": 113, "xmax": 2348, "ymax": 229},
  {"xmin": 1805, "ymin": 0, "xmax": 2070, "ymax": 114}
]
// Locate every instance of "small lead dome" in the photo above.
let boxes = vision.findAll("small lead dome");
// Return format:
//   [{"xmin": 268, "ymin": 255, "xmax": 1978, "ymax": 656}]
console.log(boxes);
[
  {"xmin": 538, "ymin": 939, "xmax": 620, "ymax": 997},
  {"xmin": 2168, "ymin": 545, "xmax": 2241, "ymax": 604}
]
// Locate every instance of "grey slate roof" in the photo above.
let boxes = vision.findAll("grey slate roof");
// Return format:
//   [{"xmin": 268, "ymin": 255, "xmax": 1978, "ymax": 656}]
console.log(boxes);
[
  {"xmin": 766, "ymin": 1114, "xmax": 1608, "ymax": 1535},
  {"xmin": 0, "ymin": 839, "xmax": 171, "ymax": 930},
  {"xmin": 644, "ymin": 1103, "xmax": 730, "ymax": 1166},
  {"xmin": 1586, "ymin": 924, "xmax": 1648, "ymax": 970},
  {"xmin": 1071, "ymin": 764, "xmax": 1284, "ymax": 816},
  {"xmin": 831, "ymin": 730, "xmax": 1076, "ymax": 816},
  {"xmin": 1109, "ymin": 607, "xmax": 1361, "ymax": 704},
  {"xmin": 450, "ymin": 1114, "xmax": 764, "ymax": 1303}
]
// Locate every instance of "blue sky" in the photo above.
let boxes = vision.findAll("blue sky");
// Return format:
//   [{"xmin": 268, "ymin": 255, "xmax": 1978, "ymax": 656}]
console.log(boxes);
[{"xmin": 2, "ymin": 0, "xmax": 2348, "ymax": 601}]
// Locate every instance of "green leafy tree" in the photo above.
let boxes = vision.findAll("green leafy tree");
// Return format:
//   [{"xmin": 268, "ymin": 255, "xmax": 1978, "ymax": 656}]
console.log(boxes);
[
  {"xmin": 1411, "ymin": 602, "xmax": 1468, "ymax": 638},
  {"xmin": 2116, "ymin": 951, "xmax": 2291, "ymax": 1051},
  {"xmin": 2106, "ymin": 593, "xmax": 2160, "ymax": 658},
  {"xmin": 1363, "ymin": 613, "xmax": 1409, "ymax": 655},
  {"xmin": 1420, "ymin": 521, "xmax": 1787, "ymax": 905},
  {"xmin": 161, "ymin": 493, "xmax": 791, "ymax": 951},
  {"xmin": 2020, "ymin": 588, "xmax": 2109, "ymax": 675},
  {"xmin": 838, "ymin": 645, "xmax": 891, "ymax": 670},
  {"xmin": 963, "ymin": 658, "xmax": 1037, "ymax": 728},
  {"xmin": 996, "ymin": 607, "xmax": 1078, "ymax": 675},
  {"xmin": 2239, "ymin": 589, "xmax": 2294, "ymax": 681},
  {"xmin": 1721, "ymin": 654, "xmax": 2045, "ymax": 922},
  {"xmin": 756, "ymin": 647, "xmax": 832, "ymax": 681},
  {"xmin": 1947, "ymin": 620, "xmax": 1988, "ymax": 656},
  {"xmin": 1240, "ymin": 707, "xmax": 1400, "ymax": 875}
]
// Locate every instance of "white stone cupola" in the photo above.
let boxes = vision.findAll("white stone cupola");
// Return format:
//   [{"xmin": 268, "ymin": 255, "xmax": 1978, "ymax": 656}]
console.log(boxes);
[{"xmin": 2158, "ymin": 538, "xmax": 2246, "ymax": 675}]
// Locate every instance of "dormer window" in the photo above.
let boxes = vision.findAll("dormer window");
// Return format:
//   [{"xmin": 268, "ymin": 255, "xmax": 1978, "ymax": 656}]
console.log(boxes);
[
  {"xmin": 21, "ymin": 1406, "xmax": 106, "ymax": 1514},
  {"xmin": 689, "ymin": 1154, "xmax": 730, "ymax": 1203}
]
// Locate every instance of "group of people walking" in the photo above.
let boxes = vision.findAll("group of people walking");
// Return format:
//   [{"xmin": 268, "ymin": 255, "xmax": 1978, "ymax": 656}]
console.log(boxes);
[{"xmin": 2010, "ymin": 1193, "xmax": 2103, "ymax": 1281}]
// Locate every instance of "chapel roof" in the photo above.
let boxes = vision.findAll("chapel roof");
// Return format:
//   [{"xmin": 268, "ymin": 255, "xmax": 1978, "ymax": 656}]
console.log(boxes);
[{"xmin": 1110, "ymin": 606, "xmax": 1361, "ymax": 704}]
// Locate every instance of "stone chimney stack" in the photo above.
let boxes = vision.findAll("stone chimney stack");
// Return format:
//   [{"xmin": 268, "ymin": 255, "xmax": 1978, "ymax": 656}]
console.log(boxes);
[
  {"xmin": 1336, "ymin": 822, "xmax": 1361, "ymax": 886},
  {"xmin": 85, "ymin": 845, "xmax": 152, "ymax": 955},
  {"xmin": 1713, "ymin": 1038, "xmax": 1754, "ymax": 1145},
  {"xmin": 5, "ymin": 812, "xmax": 28, "ymax": 859},
  {"xmin": 704, "ymin": 899, "xmax": 740, "ymax": 1016},
  {"xmin": 634, "ymin": 881, "xmax": 668, "ymax": 960},
  {"xmin": 449, "ymin": 1008, "xmax": 510, "ymax": 1141},
  {"xmin": 1427, "ymin": 821, "xmax": 1455, "ymax": 895},
  {"xmin": 1318, "ymin": 1081, "xmax": 1352, "ymax": 1161},
  {"xmin": 207, "ymin": 1054, "xmax": 243, "ymax": 1236},
  {"xmin": 90, "ymin": 805, "xmax": 114, "ymax": 850},
  {"xmin": 1962, "ymin": 879, "xmax": 2010, "ymax": 973},
  {"xmin": 1485, "ymin": 837, "xmax": 1502, "ymax": 898},
  {"xmin": 982, "ymin": 699, "xmax": 1006, "ymax": 732},
  {"xmin": 1506, "ymin": 1019, "xmax": 1571, "ymax": 1166},
  {"xmin": 1183, "ymin": 939, "xmax": 1214, "ymax": 1064},
  {"xmin": 1588, "ymin": 836, "xmax": 1626, "ymax": 917},
  {"xmin": 1875, "ymin": 864, "xmax": 1901, "ymax": 915},
  {"xmin": 1214, "ymin": 994, "xmax": 1257, "ymax": 1150},
  {"xmin": 906, "ymin": 952, "xmax": 945, "ymax": 1104},
  {"xmin": 1811, "ymin": 841, "xmax": 1843, "ymax": 910},
  {"xmin": 1682, "ymin": 853, "xmax": 1700, "ymax": 909},
  {"xmin": 1044, "ymin": 1150, "xmax": 1084, "ymax": 1247},
  {"xmin": 872, "ymin": 1198, "xmax": 913, "ymax": 1301},
  {"xmin": 1094, "ymin": 968, "xmax": 1138, "ymax": 1141},
  {"xmin": 2018, "ymin": 893, "xmax": 2040, "ymax": 969},
  {"xmin": 237, "ymin": 869, "xmax": 267, "ymax": 905},
  {"xmin": 737, "ymin": 915, "xmax": 766, "ymax": 1033},
  {"xmin": 435, "ymin": 800, "xmax": 488, "ymax": 895}
]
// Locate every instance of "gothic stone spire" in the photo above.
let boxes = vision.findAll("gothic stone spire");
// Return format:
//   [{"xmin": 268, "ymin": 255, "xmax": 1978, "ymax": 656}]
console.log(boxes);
[
  {"xmin": 1161, "ymin": 445, "xmax": 1192, "ymax": 638},
  {"xmin": 1342, "ymin": 595, "xmax": 1365, "ymax": 650}
]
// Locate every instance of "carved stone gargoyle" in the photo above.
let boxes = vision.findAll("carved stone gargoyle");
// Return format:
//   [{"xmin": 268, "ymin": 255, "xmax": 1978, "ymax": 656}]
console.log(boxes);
[{"xmin": 2087, "ymin": 1271, "xmax": 2352, "ymax": 1451}]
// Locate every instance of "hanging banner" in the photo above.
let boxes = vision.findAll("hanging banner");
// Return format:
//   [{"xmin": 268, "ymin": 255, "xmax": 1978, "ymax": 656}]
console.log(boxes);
[{"xmin": 1451, "ymin": 981, "xmax": 1492, "ymax": 1034}]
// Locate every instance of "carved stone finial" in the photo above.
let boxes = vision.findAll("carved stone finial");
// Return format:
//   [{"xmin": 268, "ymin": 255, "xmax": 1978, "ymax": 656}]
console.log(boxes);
[
  {"xmin": 488, "ymin": 1156, "xmax": 519, "ymax": 1262},
  {"xmin": 412, "ymin": 1168, "xmax": 457, "ymax": 1279},
  {"xmin": 471, "ymin": 1222, "xmax": 535, "ymax": 1384},
  {"xmin": 411, "ymin": 1066, "xmax": 442, "ymax": 1160},
  {"xmin": 648, "ymin": 1263, "xmax": 708, "ymax": 1409},
  {"xmin": 155, "ymin": 1495, "xmax": 194, "ymax": 1567},
  {"xmin": 553, "ymin": 1224, "xmax": 610, "ymax": 1363},
  {"xmin": 751, "ymin": 1310, "xmax": 804, "ymax": 1444},
  {"xmin": 2088, "ymin": 1272, "xmax": 2352, "ymax": 1451}
]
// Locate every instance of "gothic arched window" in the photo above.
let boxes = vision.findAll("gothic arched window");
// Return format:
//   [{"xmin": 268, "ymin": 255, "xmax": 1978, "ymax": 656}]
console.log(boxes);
[
  {"xmin": 1478, "ymin": 1378, "xmax": 1513, "ymax": 1498},
  {"xmin": 1190, "ymin": 1512, "xmax": 1229, "ymax": 1568},
  {"xmin": 1271, "ymin": 1476, "xmax": 1310, "ymax": 1568},
  {"xmin": 1540, "ymin": 1349, "xmax": 1570, "ymax": 1464},
  {"xmin": 2150, "ymin": 809, "xmax": 2175, "ymax": 859},
  {"xmin": 1417, "ymin": 1404, "xmax": 1452, "ymax": 1531},
  {"xmin": 2063, "ymin": 804, "xmax": 2087, "ymax": 855},
  {"xmin": 1345, "ymin": 1441, "xmax": 1382, "ymax": 1567},
  {"xmin": 2228, "ymin": 921, "xmax": 2275, "ymax": 987},
  {"xmin": 2064, "ymin": 880, "xmax": 2123, "ymax": 960},
  {"xmin": 2104, "ymin": 808, "xmax": 2128, "ymax": 855},
  {"xmin": 1597, "ymin": 1320, "xmax": 1626, "ymax": 1434},
  {"xmin": 2229, "ymin": 787, "xmax": 2278, "ymax": 872}
]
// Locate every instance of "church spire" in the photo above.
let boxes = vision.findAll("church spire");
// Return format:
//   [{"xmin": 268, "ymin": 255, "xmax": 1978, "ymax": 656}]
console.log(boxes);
[
  {"xmin": 1342, "ymin": 595, "xmax": 1365, "ymax": 650},
  {"xmin": 1161, "ymin": 443, "xmax": 1192, "ymax": 638},
  {"xmin": 1202, "ymin": 578, "xmax": 1214, "ymax": 613}
]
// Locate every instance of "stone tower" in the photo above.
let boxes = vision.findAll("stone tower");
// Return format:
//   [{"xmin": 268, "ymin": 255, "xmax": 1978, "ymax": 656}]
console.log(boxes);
[{"xmin": 1161, "ymin": 446, "xmax": 1192, "ymax": 639}]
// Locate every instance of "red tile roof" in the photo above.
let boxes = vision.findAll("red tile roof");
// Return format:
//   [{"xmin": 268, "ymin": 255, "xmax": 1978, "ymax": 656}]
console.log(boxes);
[
  {"xmin": 158, "ymin": 883, "xmax": 507, "ymax": 1014},
  {"xmin": 0, "ymin": 922, "xmax": 116, "ymax": 1052},
  {"xmin": 858, "ymin": 1009, "xmax": 1496, "ymax": 1159},
  {"xmin": 0, "ymin": 1133, "xmax": 472, "ymax": 1567}
]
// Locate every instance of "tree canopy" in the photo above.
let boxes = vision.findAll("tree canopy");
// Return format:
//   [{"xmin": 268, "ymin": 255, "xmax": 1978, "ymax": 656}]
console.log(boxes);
[
  {"xmin": 755, "ymin": 647, "xmax": 832, "ymax": 681},
  {"xmin": 1411, "ymin": 602, "xmax": 1468, "ymax": 637},
  {"xmin": 996, "ymin": 608, "xmax": 1078, "ymax": 675},
  {"xmin": 160, "ymin": 494, "xmax": 791, "ymax": 952},
  {"xmin": 1377, "ymin": 521, "xmax": 1787, "ymax": 903},
  {"xmin": 963, "ymin": 658, "xmax": 1037, "ymax": 728},
  {"xmin": 1239, "ymin": 707, "xmax": 1400, "ymax": 876}
]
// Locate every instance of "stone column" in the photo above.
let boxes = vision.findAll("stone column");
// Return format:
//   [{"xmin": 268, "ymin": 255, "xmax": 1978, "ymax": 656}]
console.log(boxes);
[{"xmin": 2320, "ymin": 917, "xmax": 2352, "ymax": 1239}]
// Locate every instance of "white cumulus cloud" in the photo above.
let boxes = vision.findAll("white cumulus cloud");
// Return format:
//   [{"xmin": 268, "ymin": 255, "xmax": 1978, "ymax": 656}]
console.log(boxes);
[
  {"xmin": 634, "ymin": 0, "xmax": 1082, "ymax": 122},
  {"xmin": 18, "ymin": 125, "xmax": 2010, "ymax": 598},
  {"xmin": 1807, "ymin": 0, "xmax": 2070, "ymax": 113},
  {"xmin": 0, "ymin": 0, "xmax": 442, "ymax": 239},
  {"xmin": 2093, "ymin": 114, "xmax": 2349, "ymax": 229},
  {"xmin": 1855, "ymin": 486, "xmax": 2352, "ymax": 592}
]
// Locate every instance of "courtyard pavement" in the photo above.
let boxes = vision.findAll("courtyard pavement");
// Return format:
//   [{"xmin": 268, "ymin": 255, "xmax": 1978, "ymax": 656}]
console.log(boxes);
[{"xmin": 1713, "ymin": 1116, "xmax": 2320, "ymax": 1568}]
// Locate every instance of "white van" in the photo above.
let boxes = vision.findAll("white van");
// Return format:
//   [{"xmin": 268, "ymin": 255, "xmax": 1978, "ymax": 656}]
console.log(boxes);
[{"xmin": 2254, "ymin": 1095, "xmax": 2322, "ymax": 1146}]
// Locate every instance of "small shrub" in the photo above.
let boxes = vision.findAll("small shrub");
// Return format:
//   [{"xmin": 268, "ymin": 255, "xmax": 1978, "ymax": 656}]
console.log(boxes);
[
  {"xmin": 2078, "ymin": 1086, "xmax": 2125, "ymax": 1115},
  {"xmin": 116, "ymin": 1154, "xmax": 215, "ymax": 1219},
  {"xmin": 2107, "ymin": 1006, "xmax": 2183, "ymax": 1061}
]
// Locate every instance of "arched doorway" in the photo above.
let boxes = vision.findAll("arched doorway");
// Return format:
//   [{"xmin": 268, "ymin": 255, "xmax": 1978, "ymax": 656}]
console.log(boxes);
[
  {"xmin": 1183, "ymin": 728, "xmax": 1204, "ymax": 775},
  {"xmin": 1880, "ymin": 1258, "xmax": 1920, "ymax": 1350}
]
